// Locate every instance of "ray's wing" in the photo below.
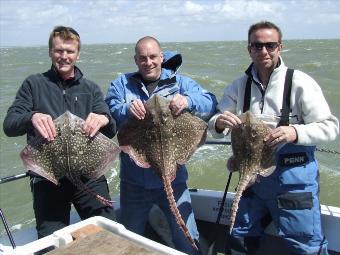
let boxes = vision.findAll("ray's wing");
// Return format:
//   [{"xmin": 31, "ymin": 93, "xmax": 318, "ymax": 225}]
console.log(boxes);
[
  {"xmin": 118, "ymin": 115, "xmax": 177, "ymax": 177},
  {"xmin": 253, "ymin": 121, "xmax": 276, "ymax": 178},
  {"xmin": 173, "ymin": 112, "xmax": 207, "ymax": 165},
  {"xmin": 85, "ymin": 136, "xmax": 120, "ymax": 179},
  {"xmin": 227, "ymin": 122, "xmax": 246, "ymax": 172},
  {"xmin": 20, "ymin": 112, "xmax": 75, "ymax": 184},
  {"xmin": 258, "ymin": 142, "xmax": 276, "ymax": 177},
  {"xmin": 20, "ymin": 136, "xmax": 61, "ymax": 185},
  {"xmin": 117, "ymin": 118, "xmax": 152, "ymax": 168}
]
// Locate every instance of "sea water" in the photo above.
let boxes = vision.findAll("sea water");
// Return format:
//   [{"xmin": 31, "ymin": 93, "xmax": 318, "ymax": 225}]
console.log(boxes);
[{"xmin": 0, "ymin": 40, "xmax": 339, "ymax": 235}]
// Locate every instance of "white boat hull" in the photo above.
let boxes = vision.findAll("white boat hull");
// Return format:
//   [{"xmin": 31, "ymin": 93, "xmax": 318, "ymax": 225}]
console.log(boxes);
[{"xmin": 1, "ymin": 189, "xmax": 339, "ymax": 254}]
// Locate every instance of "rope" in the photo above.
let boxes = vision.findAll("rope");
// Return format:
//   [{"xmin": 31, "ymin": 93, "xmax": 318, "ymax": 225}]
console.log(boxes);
[
  {"xmin": 316, "ymin": 147, "xmax": 340, "ymax": 155},
  {"xmin": 205, "ymin": 140, "xmax": 340, "ymax": 155}
]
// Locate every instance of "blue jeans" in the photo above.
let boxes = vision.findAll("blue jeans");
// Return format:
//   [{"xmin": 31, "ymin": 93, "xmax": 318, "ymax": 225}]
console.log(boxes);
[{"xmin": 120, "ymin": 181, "xmax": 200, "ymax": 255}]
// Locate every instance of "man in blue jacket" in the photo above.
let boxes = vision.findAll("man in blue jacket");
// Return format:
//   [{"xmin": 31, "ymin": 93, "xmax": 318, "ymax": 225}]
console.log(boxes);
[{"xmin": 105, "ymin": 36, "xmax": 217, "ymax": 254}]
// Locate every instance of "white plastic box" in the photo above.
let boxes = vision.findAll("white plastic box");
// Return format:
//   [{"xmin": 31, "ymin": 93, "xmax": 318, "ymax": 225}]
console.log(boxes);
[{"xmin": 5, "ymin": 216, "xmax": 186, "ymax": 255}]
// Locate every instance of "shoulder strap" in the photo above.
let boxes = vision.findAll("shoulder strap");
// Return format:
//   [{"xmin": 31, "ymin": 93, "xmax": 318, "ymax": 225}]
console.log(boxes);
[
  {"xmin": 243, "ymin": 76, "xmax": 252, "ymax": 113},
  {"xmin": 277, "ymin": 68, "xmax": 294, "ymax": 127}
]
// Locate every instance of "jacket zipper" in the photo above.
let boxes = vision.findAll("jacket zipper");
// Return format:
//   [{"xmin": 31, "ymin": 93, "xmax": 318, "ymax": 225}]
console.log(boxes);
[
  {"xmin": 252, "ymin": 79, "xmax": 266, "ymax": 113},
  {"xmin": 259, "ymin": 96, "xmax": 264, "ymax": 113},
  {"xmin": 74, "ymin": 96, "xmax": 78, "ymax": 112},
  {"xmin": 63, "ymin": 89, "xmax": 66, "ymax": 112}
]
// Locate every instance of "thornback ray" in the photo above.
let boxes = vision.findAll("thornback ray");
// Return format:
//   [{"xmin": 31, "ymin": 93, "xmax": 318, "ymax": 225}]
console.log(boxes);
[
  {"xmin": 227, "ymin": 111, "xmax": 276, "ymax": 233},
  {"xmin": 118, "ymin": 94, "xmax": 208, "ymax": 250},
  {"xmin": 20, "ymin": 111, "xmax": 120, "ymax": 206}
]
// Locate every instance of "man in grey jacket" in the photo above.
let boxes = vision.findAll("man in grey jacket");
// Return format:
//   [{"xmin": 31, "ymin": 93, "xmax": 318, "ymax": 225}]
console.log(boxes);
[{"xmin": 3, "ymin": 26, "xmax": 117, "ymax": 244}]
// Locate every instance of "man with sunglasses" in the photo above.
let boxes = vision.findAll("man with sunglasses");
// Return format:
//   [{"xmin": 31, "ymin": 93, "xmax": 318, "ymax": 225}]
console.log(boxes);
[
  {"xmin": 3, "ymin": 26, "xmax": 117, "ymax": 244},
  {"xmin": 209, "ymin": 21, "xmax": 338, "ymax": 255}
]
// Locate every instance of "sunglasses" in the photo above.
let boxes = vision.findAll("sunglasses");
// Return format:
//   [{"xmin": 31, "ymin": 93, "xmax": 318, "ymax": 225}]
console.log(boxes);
[
  {"xmin": 249, "ymin": 42, "xmax": 280, "ymax": 52},
  {"xmin": 53, "ymin": 26, "xmax": 80, "ymax": 38}
]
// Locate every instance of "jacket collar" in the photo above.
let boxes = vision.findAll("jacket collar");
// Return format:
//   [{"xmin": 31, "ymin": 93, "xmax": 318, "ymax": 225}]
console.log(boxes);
[
  {"xmin": 245, "ymin": 56, "xmax": 285, "ymax": 82},
  {"xmin": 130, "ymin": 68, "xmax": 175, "ymax": 85},
  {"xmin": 130, "ymin": 50, "xmax": 182, "ymax": 85},
  {"xmin": 48, "ymin": 65, "xmax": 83, "ymax": 84}
]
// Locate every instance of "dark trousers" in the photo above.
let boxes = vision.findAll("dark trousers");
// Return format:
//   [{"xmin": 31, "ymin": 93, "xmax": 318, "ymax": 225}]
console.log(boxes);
[{"xmin": 30, "ymin": 175, "xmax": 116, "ymax": 239}]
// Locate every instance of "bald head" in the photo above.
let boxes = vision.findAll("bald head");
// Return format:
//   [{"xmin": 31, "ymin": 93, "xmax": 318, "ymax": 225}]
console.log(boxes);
[
  {"xmin": 134, "ymin": 36, "xmax": 164, "ymax": 82},
  {"xmin": 135, "ymin": 36, "xmax": 161, "ymax": 54}
]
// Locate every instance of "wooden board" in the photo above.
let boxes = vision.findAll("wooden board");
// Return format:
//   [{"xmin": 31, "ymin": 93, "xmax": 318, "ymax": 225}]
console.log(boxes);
[{"xmin": 46, "ymin": 225, "xmax": 161, "ymax": 255}]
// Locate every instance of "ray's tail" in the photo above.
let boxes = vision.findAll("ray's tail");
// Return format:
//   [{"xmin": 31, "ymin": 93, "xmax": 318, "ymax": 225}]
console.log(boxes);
[
  {"xmin": 74, "ymin": 178, "xmax": 114, "ymax": 207},
  {"xmin": 229, "ymin": 175, "xmax": 251, "ymax": 234},
  {"xmin": 162, "ymin": 176, "xmax": 198, "ymax": 251}
]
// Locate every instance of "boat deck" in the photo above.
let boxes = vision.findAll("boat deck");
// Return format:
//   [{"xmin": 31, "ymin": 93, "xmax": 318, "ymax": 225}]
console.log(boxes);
[{"xmin": 145, "ymin": 219, "xmax": 340, "ymax": 255}]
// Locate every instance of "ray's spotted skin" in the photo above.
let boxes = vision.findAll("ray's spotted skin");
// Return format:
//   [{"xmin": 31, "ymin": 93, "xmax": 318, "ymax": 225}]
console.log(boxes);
[
  {"xmin": 20, "ymin": 111, "xmax": 120, "ymax": 206},
  {"xmin": 118, "ymin": 94, "xmax": 207, "ymax": 250},
  {"xmin": 227, "ymin": 111, "xmax": 276, "ymax": 233}
]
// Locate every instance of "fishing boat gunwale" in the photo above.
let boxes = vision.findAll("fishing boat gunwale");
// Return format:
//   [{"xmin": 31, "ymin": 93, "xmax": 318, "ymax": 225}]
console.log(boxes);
[{"xmin": 1, "ymin": 189, "xmax": 340, "ymax": 255}]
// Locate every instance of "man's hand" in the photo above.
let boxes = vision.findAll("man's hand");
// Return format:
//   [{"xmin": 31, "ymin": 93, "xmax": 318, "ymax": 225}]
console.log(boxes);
[
  {"xmin": 83, "ymin": 113, "xmax": 109, "ymax": 137},
  {"xmin": 32, "ymin": 113, "xmax": 57, "ymax": 141},
  {"xmin": 215, "ymin": 111, "xmax": 242, "ymax": 133},
  {"xmin": 264, "ymin": 126, "xmax": 297, "ymax": 147},
  {"xmin": 129, "ymin": 99, "xmax": 146, "ymax": 120},
  {"xmin": 169, "ymin": 94, "xmax": 188, "ymax": 116}
]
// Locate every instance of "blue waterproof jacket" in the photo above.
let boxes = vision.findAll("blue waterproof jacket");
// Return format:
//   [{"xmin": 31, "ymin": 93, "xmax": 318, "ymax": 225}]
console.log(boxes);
[{"xmin": 105, "ymin": 51, "xmax": 217, "ymax": 188}]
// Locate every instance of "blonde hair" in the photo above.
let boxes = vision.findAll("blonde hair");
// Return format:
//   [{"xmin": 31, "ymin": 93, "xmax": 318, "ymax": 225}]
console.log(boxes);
[{"xmin": 48, "ymin": 26, "xmax": 81, "ymax": 51}]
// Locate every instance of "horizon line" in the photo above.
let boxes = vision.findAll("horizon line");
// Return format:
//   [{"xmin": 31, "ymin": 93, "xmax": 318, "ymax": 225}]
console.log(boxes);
[{"xmin": 1, "ymin": 38, "xmax": 340, "ymax": 49}]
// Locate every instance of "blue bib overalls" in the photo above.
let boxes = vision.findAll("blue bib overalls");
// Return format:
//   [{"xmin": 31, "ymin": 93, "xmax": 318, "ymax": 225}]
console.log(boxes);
[
  {"xmin": 231, "ymin": 69, "xmax": 328, "ymax": 255},
  {"xmin": 232, "ymin": 144, "xmax": 328, "ymax": 254}
]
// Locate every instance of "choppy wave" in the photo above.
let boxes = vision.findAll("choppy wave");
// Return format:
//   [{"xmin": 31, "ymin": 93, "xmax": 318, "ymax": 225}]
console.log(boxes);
[{"xmin": 1, "ymin": 39, "xmax": 339, "ymax": 232}]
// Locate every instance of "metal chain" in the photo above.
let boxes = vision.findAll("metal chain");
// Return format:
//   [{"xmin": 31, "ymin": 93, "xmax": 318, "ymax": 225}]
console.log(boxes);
[
  {"xmin": 316, "ymin": 147, "xmax": 340, "ymax": 155},
  {"xmin": 204, "ymin": 141, "xmax": 340, "ymax": 155}
]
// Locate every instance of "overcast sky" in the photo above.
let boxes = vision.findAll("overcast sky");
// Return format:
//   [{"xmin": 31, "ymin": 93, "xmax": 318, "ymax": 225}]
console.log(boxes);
[{"xmin": 1, "ymin": 0, "xmax": 340, "ymax": 47}]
